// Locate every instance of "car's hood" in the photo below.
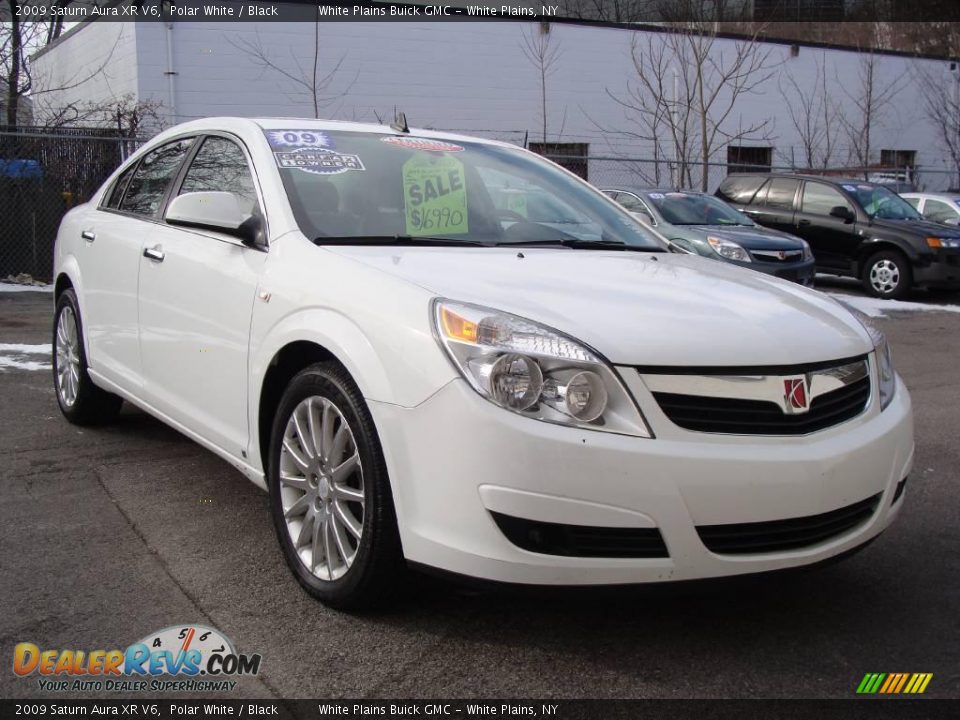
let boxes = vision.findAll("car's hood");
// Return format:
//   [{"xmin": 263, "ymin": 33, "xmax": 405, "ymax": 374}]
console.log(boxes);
[
  {"xmin": 680, "ymin": 225, "xmax": 805, "ymax": 249},
  {"xmin": 325, "ymin": 246, "xmax": 873, "ymax": 366},
  {"xmin": 869, "ymin": 217, "xmax": 960, "ymax": 238}
]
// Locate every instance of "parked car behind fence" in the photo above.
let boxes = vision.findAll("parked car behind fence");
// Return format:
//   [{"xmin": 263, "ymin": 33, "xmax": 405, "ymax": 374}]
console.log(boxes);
[
  {"xmin": 602, "ymin": 187, "xmax": 815, "ymax": 286},
  {"xmin": 717, "ymin": 173, "xmax": 960, "ymax": 299}
]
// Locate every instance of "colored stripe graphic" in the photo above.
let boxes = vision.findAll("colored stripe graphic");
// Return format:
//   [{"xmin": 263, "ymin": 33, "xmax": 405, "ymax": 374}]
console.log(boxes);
[
  {"xmin": 857, "ymin": 673, "xmax": 884, "ymax": 693},
  {"xmin": 857, "ymin": 673, "xmax": 932, "ymax": 694}
]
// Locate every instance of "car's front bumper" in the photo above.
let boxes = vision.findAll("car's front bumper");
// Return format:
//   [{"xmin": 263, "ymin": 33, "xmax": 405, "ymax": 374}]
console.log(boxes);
[
  {"xmin": 369, "ymin": 371, "xmax": 913, "ymax": 585},
  {"xmin": 745, "ymin": 257, "xmax": 817, "ymax": 286},
  {"xmin": 914, "ymin": 251, "xmax": 960, "ymax": 288}
]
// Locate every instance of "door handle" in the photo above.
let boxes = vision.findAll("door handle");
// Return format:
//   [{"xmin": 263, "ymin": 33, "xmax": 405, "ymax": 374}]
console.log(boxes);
[
  {"xmin": 797, "ymin": 219, "xmax": 811, "ymax": 226},
  {"xmin": 143, "ymin": 246, "xmax": 165, "ymax": 262},
  {"xmin": 81, "ymin": 230, "xmax": 96, "ymax": 242}
]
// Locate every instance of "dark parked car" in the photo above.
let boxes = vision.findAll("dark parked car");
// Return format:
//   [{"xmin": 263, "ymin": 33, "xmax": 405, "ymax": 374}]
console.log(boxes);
[
  {"xmin": 603, "ymin": 188, "xmax": 815, "ymax": 285},
  {"xmin": 717, "ymin": 174, "xmax": 960, "ymax": 299}
]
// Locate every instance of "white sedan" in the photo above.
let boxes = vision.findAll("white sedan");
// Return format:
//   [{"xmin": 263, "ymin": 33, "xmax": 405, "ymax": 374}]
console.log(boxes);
[
  {"xmin": 53, "ymin": 118, "xmax": 914, "ymax": 608},
  {"xmin": 901, "ymin": 192, "xmax": 960, "ymax": 227}
]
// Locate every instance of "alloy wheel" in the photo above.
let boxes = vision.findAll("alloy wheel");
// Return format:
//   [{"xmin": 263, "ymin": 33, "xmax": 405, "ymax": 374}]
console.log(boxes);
[
  {"xmin": 55, "ymin": 306, "xmax": 81, "ymax": 407},
  {"xmin": 278, "ymin": 396, "xmax": 365, "ymax": 581}
]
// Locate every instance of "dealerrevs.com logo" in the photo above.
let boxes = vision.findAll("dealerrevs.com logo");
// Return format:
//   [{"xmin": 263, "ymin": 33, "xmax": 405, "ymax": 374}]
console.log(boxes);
[{"xmin": 13, "ymin": 625, "xmax": 261, "ymax": 693}]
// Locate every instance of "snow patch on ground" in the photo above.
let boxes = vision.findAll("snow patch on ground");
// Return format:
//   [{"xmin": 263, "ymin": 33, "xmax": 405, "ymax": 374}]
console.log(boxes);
[
  {"xmin": 0, "ymin": 344, "xmax": 52, "ymax": 372},
  {"xmin": 0, "ymin": 282, "xmax": 52, "ymax": 293},
  {"xmin": 828, "ymin": 293, "xmax": 960, "ymax": 318}
]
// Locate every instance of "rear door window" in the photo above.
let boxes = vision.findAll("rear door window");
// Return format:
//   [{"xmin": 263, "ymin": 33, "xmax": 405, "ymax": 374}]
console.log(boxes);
[
  {"xmin": 103, "ymin": 164, "xmax": 137, "ymax": 210},
  {"xmin": 762, "ymin": 179, "xmax": 800, "ymax": 211},
  {"xmin": 615, "ymin": 193, "xmax": 645, "ymax": 212},
  {"xmin": 718, "ymin": 175, "xmax": 766, "ymax": 204},
  {"xmin": 924, "ymin": 198, "xmax": 960, "ymax": 224},
  {"xmin": 801, "ymin": 182, "xmax": 853, "ymax": 216},
  {"xmin": 119, "ymin": 138, "xmax": 194, "ymax": 217}
]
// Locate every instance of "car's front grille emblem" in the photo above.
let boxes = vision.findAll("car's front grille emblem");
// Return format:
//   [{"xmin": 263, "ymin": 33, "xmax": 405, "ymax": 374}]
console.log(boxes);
[{"xmin": 782, "ymin": 376, "xmax": 810, "ymax": 414}]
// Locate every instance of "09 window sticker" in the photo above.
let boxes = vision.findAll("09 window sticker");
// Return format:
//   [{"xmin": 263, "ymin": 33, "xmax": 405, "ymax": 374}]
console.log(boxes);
[{"xmin": 264, "ymin": 130, "xmax": 366, "ymax": 176}]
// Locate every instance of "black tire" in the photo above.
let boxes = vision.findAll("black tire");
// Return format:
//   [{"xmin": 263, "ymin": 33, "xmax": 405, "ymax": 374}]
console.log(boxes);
[
  {"xmin": 267, "ymin": 361, "xmax": 404, "ymax": 610},
  {"xmin": 861, "ymin": 250, "xmax": 912, "ymax": 300},
  {"xmin": 52, "ymin": 289, "xmax": 123, "ymax": 425}
]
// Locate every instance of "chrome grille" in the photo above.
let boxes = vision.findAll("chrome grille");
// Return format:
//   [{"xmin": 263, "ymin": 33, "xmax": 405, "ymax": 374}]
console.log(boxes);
[
  {"xmin": 642, "ymin": 357, "xmax": 871, "ymax": 435},
  {"xmin": 749, "ymin": 249, "xmax": 804, "ymax": 263}
]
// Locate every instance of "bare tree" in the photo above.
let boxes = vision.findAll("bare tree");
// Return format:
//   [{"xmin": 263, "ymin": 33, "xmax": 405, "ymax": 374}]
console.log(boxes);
[
  {"xmin": 657, "ymin": 0, "xmax": 753, "ymax": 25},
  {"xmin": 520, "ymin": 23, "xmax": 561, "ymax": 144},
  {"xmin": 914, "ymin": 64, "xmax": 960, "ymax": 189},
  {"xmin": 559, "ymin": 0, "xmax": 657, "ymax": 23},
  {"xmin": 2, "ymin": 0, "xmax": 76, "ymax": 126},
  {"xmin": 3, "ymin": 2, "xmax": 120, "ymax": 129},
  {"xmin": 228, "ymin": 17, "xmax": 354, "ymax": 119},
  {"xmin": 778, "ymin": 54, "xmax": 841, "ymax": 170},
  {"xmin": 607, "ymin": 26, "xmax": 778, "ymax": 190},
  {"xmin": 839, "ymin": 51, "xmax": 906, "ymax": 175},
  {"xmin": 38, "ymin": 93, "xmax": 166, "ymax": 139}
]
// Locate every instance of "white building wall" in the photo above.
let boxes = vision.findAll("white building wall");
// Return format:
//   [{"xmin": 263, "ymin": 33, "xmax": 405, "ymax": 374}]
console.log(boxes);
[
  {"xmin": 30, "ymin": 22, "xmax": 139, "ymax": 124},
  {"xmin": 32, "ymin": 21, "xmax": 960, "ymax": 188}
]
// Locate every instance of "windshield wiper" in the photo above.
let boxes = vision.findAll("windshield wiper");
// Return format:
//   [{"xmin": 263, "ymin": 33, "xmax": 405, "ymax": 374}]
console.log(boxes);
[
  {"xmin": 493, "ymin": 239, "xmax": 664, "ymax": 252},
  {"xmin": 315, "ymin": 235, "xmax": 496, "ymax": 247}
]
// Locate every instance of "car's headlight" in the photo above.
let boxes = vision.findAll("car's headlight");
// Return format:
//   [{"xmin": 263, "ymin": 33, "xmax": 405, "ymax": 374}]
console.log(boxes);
[
  {"xmin": 838, "ymin": 303, "xmax": 896, "ymax": 410},
  {"xmin": 433, "ymin": 300, "xmax": 652, "ymax": 436},
  {"xmin": 926, "ymin": 237, "xmax": 960, "ymax": 249},
  {"xmin": 800, "ymin": 239, "xmax": 813, "ymax": 261},
  {"xmin": 707, "ymin": 236, "xmax": 751, "ymax": 262}
]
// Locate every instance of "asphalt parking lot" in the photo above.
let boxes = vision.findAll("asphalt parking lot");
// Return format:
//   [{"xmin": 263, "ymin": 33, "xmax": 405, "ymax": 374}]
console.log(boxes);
[{"xmin": 1, "ymin": 283, "xmax": 958, "ymax": 700}]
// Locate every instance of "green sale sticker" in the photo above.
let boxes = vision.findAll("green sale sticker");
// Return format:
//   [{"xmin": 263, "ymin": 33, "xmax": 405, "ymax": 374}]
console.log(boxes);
[{"xmin": 403, "ymin": 155, "xmax": 469, "ymax": 236}]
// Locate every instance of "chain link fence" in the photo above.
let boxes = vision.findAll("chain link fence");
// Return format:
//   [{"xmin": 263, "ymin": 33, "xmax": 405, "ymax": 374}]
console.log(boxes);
[
  {"xmin": 0, "ymin": 128, "xmax": 138, "ymax": 282},
  {"xmin": 2, "ymin": 126, "xmax": 956, "ymax": 283}
]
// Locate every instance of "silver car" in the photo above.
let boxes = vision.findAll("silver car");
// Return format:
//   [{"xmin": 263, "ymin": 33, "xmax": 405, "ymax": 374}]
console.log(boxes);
[{"xmin": 901, "ymin": 192, "xmax": 960, "ymax": 227}]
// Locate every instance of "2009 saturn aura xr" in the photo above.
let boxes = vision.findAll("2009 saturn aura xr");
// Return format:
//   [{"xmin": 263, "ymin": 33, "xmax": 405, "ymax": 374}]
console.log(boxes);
[{"xmin": 52, "ymin": 118, "xmax": 914, "ymax": 608}]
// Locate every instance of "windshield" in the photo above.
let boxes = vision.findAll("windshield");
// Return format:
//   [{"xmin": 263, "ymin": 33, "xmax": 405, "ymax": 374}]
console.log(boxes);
[
  {"xmin": 267, "ymin": 129, "xmax": 663, "ymax": 249},
  {"xmin": 644, "ymin": 191, "xmax": 753, "ymax": 226},
  {"xmin": 842, "ymin": 182, "xmax": 922, "ymax": 220}
]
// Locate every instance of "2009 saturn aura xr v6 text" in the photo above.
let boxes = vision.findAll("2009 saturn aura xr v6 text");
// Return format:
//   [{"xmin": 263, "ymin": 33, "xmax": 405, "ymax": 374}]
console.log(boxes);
[{"xmin": 52, "ymin": 118, "xmax": 914, "ymax": 608}]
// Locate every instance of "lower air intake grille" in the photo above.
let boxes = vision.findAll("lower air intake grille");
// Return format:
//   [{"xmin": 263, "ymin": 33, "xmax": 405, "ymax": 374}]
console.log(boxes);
[
  {"xmin": 654, "ymin": 375, "xmax": 870, "ymax": 435},
  {"xmin": 696, "ymin": 494, "xmax": 880, "ymax": 555},
  {"xmin": 491, "ymin": 512, "xmax": 669, "ymax": 558}
]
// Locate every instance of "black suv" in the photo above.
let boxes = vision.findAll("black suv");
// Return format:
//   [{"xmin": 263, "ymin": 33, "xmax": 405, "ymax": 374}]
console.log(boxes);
[{"xmin": 716, "ymin": 174, "xmax": 960, "ymax": 298}]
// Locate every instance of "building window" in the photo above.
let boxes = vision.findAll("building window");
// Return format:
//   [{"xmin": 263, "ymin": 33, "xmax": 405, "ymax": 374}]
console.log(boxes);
[
  {"xmin": 880, "ymin": 150, "xmax": 916, "ymax": 168},
  {"xmin": 727, "ymin": 146, "xmax": 773, "ymax": 175},
  {"xmin": 529, "ymin": 142, "xmax": 588, "ymax": 181}
]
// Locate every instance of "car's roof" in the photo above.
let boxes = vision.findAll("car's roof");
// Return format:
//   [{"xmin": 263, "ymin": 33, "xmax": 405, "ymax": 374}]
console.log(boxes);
[
  {"xmin": 605, "ymin": 187, "xmax": 708, "ymax": 196},
  {"xmin": 151, "ymin": 116, "xmax": 512, "ymax": 149},
  {"xmin": 725, "ymin": 172, "xmax": 881, "ymax": 186},
  {"xmin": 901, "ymin": 192, "xmax": 960, "ymax": 199}
]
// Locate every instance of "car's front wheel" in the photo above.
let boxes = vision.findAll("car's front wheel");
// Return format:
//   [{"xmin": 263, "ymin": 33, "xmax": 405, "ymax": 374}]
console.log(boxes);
[
  {"xmin": 53, "ymin": 289, "xmax": 123, "ymax": 425},
  {"xmin": 267, "ymin": 362, "xmax": 403, "ymax": 610},
  {"xmin": 862, "ymin": 250, "xmax": 912, "ymax": 300}
]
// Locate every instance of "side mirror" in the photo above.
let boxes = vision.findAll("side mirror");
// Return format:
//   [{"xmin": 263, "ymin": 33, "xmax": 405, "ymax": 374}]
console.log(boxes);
[
  {"xmin": 167, "ymin": 191, "xmax": 266, "ymax": 248},
  {"xmin": 631, "ymin": 210, "xmax": 654, "ymax": 226},
  {"xmin": 668, "ymin": 240, "xmax": 694, "ymax": 254},
  {"xmin": 943, "ymin": 217, "xmax": 960, "ymax": 227},
  {"xmin": 829, "ymin": 205, "xmax": 855, "ymax": 222}
]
